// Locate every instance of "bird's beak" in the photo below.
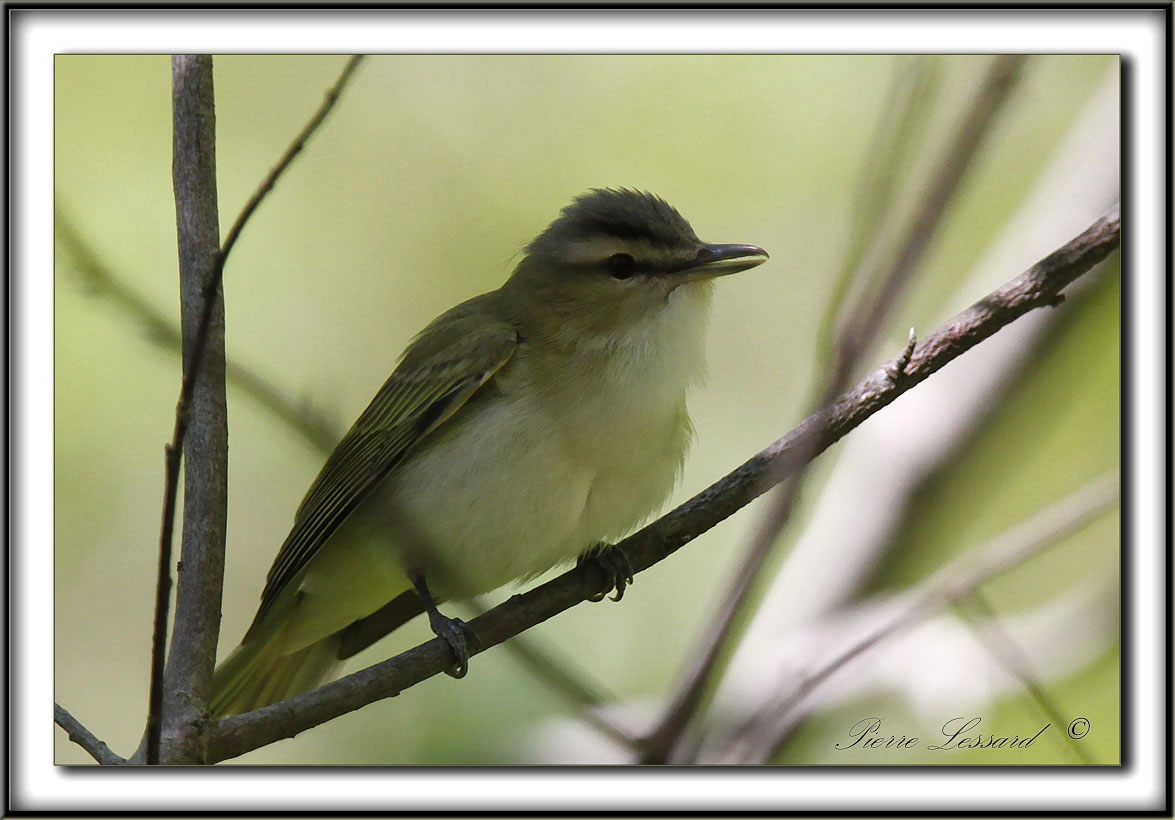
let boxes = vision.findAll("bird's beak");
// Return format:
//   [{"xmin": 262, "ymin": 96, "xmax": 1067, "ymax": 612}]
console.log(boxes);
[{"xmin": 667, "ymin": 243, "xmax": 769, "ymax": 284}]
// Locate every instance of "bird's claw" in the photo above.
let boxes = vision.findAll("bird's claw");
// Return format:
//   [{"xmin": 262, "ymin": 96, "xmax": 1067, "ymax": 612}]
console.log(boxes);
[
  {"xmin": 578, "ymin": 544, "xmax": 635, "ymax": 602},
  {"xmin": 413, "ymin": 571, "xmax": 473, "ymax": 678},
  {"xmin": 427, "ymin": 611, "xmax": 471, "ymax": 679}
]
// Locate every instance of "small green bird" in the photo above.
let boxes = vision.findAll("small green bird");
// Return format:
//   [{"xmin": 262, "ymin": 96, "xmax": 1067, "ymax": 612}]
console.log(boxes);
[{"xmin": 210, "ymin": 189, "xmax": 768, "ymax": 717}]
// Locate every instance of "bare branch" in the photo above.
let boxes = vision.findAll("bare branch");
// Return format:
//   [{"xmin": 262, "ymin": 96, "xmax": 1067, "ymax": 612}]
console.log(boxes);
[
  {"xmin": 152, "ymin": 53, "xmax": 227, "ymax": 766},
  {"xmin": 54, "ymin": 704, "xmax": 126, "ymax": 765},
  {"xmin": 201, "ymin": 204, "xmax": 1119, "ymax": 764},
  {"xmin": 731, "ymin": 71, "xmax": 1120, "ymax": 762},
  {"xmin": 148, "ymin": 54, "xmax": 365, "ymax": 765}
]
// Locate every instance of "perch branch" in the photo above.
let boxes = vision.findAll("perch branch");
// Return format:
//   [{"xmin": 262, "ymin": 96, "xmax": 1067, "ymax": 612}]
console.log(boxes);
[
  {"xmin": 201, "ymin": 204, "xmax": 1119, "ymax": 764},
  {"xmin": 55, "ymin": 205, "xmax": 634, "ymax": 748},
  {"xmin": 638, "ymin": 54, "xmax": 1028, "ymax": 763}
]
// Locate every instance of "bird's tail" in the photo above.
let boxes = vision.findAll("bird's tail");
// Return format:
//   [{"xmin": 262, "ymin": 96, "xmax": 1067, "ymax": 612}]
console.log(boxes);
[
  {"xmin": 209, "ymin": 632, "xmax": 343, "ymax": 718},
  {"xmin": 209, "ymin": 589, "xmax": 424, "ymax": 718}
]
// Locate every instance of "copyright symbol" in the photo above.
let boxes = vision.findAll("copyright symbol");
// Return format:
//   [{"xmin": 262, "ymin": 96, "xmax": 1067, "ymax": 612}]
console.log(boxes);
[{"xmin": 1067, "ymin": 717, "xmax": 1090, "ymax": 739}]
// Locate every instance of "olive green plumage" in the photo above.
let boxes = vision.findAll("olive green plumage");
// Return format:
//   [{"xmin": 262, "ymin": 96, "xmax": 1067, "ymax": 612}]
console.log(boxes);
[{"xmin": 210, "ymin": 189, "xmax": 767, "ymax": 717}]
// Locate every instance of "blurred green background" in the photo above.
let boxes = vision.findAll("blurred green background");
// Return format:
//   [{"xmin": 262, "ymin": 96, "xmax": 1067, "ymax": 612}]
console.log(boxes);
[{"xmin": 54, "ymin": 54, "xmax": 1119, "ymax": 765}]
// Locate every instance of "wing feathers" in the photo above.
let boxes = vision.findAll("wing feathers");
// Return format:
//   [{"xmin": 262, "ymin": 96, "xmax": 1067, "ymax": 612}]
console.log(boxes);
[{"xmin": 246, "ymin": 313, "xmax": 516, "ymax": 634}]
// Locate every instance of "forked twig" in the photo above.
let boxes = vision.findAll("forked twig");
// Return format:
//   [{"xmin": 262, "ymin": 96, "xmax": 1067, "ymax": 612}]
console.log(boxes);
[{"xmin": 146, "ymin": 54, "xmax": 365, "ymax": 765}]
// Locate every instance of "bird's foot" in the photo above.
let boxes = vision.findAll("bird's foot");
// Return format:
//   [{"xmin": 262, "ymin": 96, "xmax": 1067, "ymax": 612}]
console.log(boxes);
[
  {"xmin": 412, "ymin": 571, "xmax": 473, "ymax": 678},
  {"xmin": 578, "ymin": 543, "xmax": 635, "ymax": 602},
  {"xmin": 426, "ymin": 609, "xmax": 472, "ymax": 679}
]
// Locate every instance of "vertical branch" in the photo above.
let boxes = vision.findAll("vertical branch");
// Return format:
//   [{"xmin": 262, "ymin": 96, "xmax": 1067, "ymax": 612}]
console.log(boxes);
[
  {"xmin": 150, "ymin": 54, "xmax": 227, "ymax": 764},
  {"xmin": 140, "ymin": 55, "xmax": 364, "ymax": 765}
]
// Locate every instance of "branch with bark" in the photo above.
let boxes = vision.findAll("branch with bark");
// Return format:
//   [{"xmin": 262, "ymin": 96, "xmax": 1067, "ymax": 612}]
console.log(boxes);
[
  {"xmin": 201, "ymin": 204, "xmax": 1120, "ymax": 764},
  {"xmin": 54, "ymin": 705, "xmax": 126, "ymax": 766},
  {"xmin": 638, "ymin": 54, "xmax": 1029, "ymax": 763},
  {"xmin": 146, "ymin": 53, "xmax": 228, "ymax": 766},
  {"xmin": 145, "ymin": 54, "xmax": 364, "ymax": 765}
]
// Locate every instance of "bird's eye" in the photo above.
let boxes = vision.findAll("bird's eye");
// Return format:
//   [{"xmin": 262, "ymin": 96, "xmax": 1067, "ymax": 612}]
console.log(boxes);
[{"xmin": 607, "ymin": 253, "xmax": 637, "ymax": 280}]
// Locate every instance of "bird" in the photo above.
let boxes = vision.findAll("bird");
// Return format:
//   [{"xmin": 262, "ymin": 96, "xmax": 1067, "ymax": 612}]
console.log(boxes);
[{"xmin": 209, "ymin": 188, "xmax": 768, "ymax": 717}]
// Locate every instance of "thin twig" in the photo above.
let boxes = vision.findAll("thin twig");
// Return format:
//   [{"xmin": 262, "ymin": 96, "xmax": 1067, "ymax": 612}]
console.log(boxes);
[
  {"xmin": 638, "ymin": 54, "xmax": 1029, "ymax": 764},
  {"xmin": 218, "ymin": 55, "xmax": 363, "ymax": 263},
  {"xmin": 147, "ymin": 54, "xmax": 365, "ymax": 764},
  {"xmin": 55, "ymin": 204, "xmax": 339, "ymax": 452},
  {"xmin": 739, "ymin": 474, "xmax": 1120, "ymax": 764},
  {"xmin": 54, "ymin": 704, "xmax": 126, "ymax": 765},
  {"xmin": 201, "ymin": 205, "xmax": 1119, "ymax": 764},
  {"xmin": 956, "ymin": 592, "xmax": 1096, "ymax": 764}
]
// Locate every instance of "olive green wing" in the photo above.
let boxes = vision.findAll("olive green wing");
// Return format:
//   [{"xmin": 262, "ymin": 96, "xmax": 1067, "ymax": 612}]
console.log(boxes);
[{"xmin": 247, "ymin": 312, "xmax": 517, "ymax": 634}]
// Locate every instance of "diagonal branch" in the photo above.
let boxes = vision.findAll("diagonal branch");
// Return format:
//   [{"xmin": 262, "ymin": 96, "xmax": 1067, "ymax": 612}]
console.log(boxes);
[
  {"xmin": 54, "ymin": 704, "xmax": 126, "ymax": 765},
  {"xmin": 955, "ymin": 592, "xmax": 1096, "ymax": 765},
  {"xmin": 638, "ymin": 54, "xmax": 1029, "ymax": 764},
  {"xmin": 202, "ymin": 204, "xmax": 1120, "ymax": 764}
]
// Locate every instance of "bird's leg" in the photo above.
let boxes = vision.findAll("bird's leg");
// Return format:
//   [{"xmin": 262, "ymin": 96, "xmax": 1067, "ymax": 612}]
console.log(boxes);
[
  {"xmin": 577, "ymin": 543, "xmax": 635, "ymax": 602},
  {"xmin": 410, "ymin": 571, "xmax": 471, "ymax": 679}
]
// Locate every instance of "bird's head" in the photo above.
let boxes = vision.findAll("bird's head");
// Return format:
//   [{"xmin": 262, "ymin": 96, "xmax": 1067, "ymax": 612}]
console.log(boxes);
[{"xmin": 504, "ymin": 189, "xmax": 768, "ymax": 349}]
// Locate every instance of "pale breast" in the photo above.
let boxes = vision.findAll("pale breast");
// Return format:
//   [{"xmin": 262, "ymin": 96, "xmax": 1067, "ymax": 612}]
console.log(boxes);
[
  {"xmin": 339, "ymin": 281, "xmax": 710, "ymax": 599},
  {"xmin": 381, "ymin": 393, "xmax": 596, "ymax": 594}
]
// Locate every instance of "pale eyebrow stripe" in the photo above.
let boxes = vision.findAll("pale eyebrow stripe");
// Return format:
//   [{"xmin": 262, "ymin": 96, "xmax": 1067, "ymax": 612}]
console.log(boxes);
[{"xmin": 560, "ymin": 237, "xmax": 661, "ymax": 265}]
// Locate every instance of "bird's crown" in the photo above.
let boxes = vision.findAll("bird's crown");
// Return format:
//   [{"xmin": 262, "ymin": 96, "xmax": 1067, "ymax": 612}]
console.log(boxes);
[{"xmin": 527, "ymin": 188, "xmax": 700, "ymax": 257}]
